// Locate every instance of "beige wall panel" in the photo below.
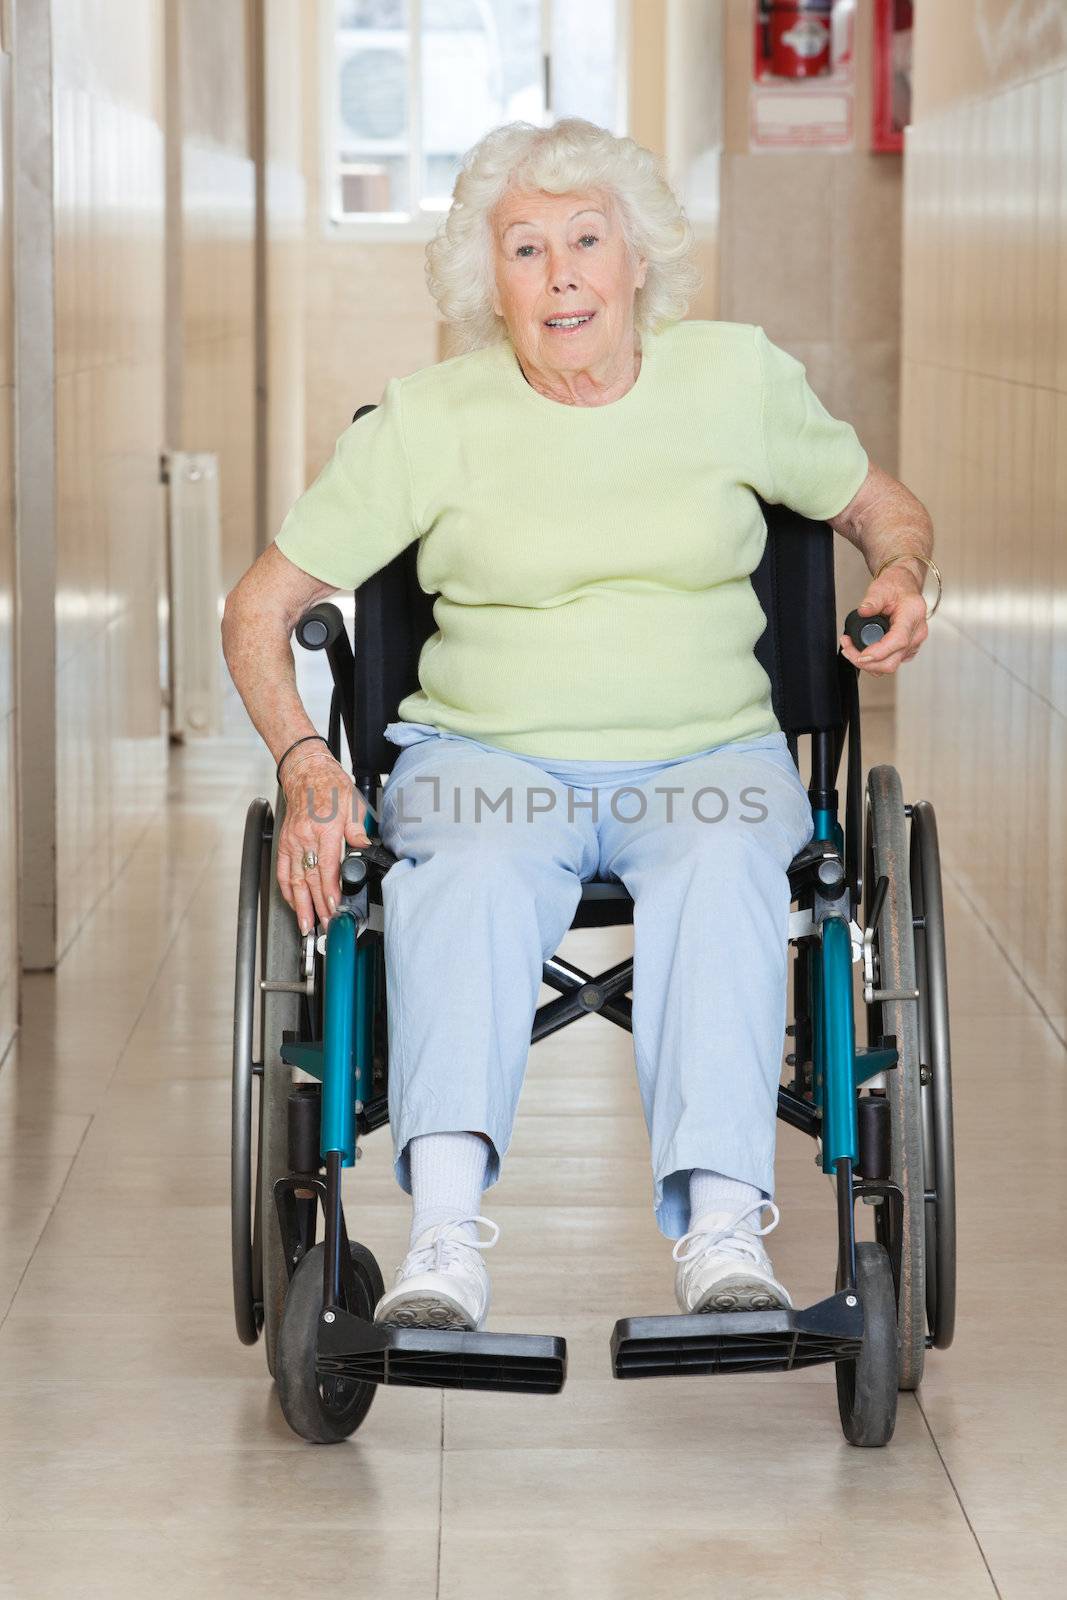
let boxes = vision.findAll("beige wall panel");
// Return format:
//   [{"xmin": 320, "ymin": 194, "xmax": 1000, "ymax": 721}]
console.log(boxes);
[
  {"xmin": 304, "ymin": 275, "xmax": 438, "ymax": 479},
  {"xmin": 630, "ymin": 0, "xmax": 667, "ymax": 154},
  {"xmin": 51, "ymin": 1, "xmax": 168, "ymax": 955},
  {"xmin": 0, "ymin": 386, "xmax": 12, "ymax": 721},
  {"xmin": 1047, "ymin": 705, "xmax": 1067, "ymax": 1018},
  {"xmin": 180, "ymin": 0, "xmax": 252, "ymax": 148},
  {"xmin": 899, "ymin": 3, "xmax": 1067, "ymax": 1028},
  {"xmin": 166, "ymin": 0, "xmax": 305, "ymax": 583},
  {"xmin": 179, "ymin": 137, "xmax": 256, "ymax": 590},
  {"xmin": 833, "ymin": 153, "xmax": 903, "ymax": 343},
  {"xmin": 1022, "ymin": 691, "xmax": 1051, "ymax": 1006},
  {"xmin": 0, "ymin": 709, "xmax": 15, "ymax": 1053},
  {"xmin": 912, "ymin": 0, "xmax": 1067, "ymax": 119},
  {"xmin": 718, "ymin": 0, "xmax": 903, "ymax": 714},
  {"xmin": 55, "ymin": 633, "xmax": 111, "ymax": 947},
  {"xmin": 1052, "ymin": 391, "xmax": 1067, "ymax": 719},
  {"xmin": 1055, "ymin": 71, "xmax": 1067, "ymax": 399},
  {"xmin": 54, "ymin": 370, "xmax": 101, "ymax": 672},
  {"xmin": 264, "ymin": 0, "xmax": 307, "ymax": 543},
  {"xmin": 667, "ymin": 0, "xmax": 722, "ymax": 313},
  {"xmin": 1029, "ymin": 388, "xmax": 1055, "ymax": 704},
  {"xmin": 0, "ymin": 42, "xmax": 15, "ymax": 1052},
  {"xmin": 721, "ymin": 152, "xmax": 835, "ymax": 343},
  {"xmin": 720, "ymin": 0, "xmax": 902, "ymax": 457},
  {"xmin": 1034, "ymin": 71, "xmax": 1061, "ymax": 394}
]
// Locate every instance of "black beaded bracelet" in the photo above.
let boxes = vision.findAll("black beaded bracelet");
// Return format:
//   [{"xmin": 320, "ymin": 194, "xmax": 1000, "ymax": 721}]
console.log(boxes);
[{"xmin": 276, "ymin": 734, "xmax": 328, "ymax": 784}]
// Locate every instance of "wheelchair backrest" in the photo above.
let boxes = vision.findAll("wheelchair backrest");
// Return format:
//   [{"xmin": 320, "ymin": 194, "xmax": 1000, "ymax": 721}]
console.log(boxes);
[{"xmin": 349, "ymin": 406, "xmax": 844, "ymax": 779}]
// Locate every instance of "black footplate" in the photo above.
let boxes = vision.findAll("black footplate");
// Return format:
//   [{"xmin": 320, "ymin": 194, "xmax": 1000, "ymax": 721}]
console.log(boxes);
[
  {"xmin": 611, "ymin": 1291, "xmax": 864, "ymax": 1378},
  {"xmin": 317, "ymin": 1307, "xmax": 567, "ymax": 1393}
]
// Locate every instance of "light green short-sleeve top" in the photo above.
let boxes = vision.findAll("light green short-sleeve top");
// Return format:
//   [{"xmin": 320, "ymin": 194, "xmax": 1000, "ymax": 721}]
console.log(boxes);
[{"xmin": 274, "ymin": 320, "xmax": 868, "ymax": 759}]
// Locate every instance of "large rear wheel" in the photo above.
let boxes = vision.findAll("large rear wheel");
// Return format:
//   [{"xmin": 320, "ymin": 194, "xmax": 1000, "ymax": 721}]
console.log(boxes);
[
  {"xmin": 911, "ymin": 799, "xmax": 956, "ymax": 1350},
  {"xmin": 864, "ymin": 765, "xmax": 926, "ymax": 1391},
  {"xmin": 231, "ymin": 792, "xmax": 303, "ymax": 1373},
  {"xmin": 259, "ymin": 789, "xmax": 303, "ymax": 1375},
  {"xmin": 232, "ymin": 798, "xmax": 272, "ymax": 1346}
]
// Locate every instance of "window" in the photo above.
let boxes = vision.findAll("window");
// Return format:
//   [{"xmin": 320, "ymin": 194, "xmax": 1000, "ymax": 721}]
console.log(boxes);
[{"xmin": 324, "ymin": 0, "xmax": 628, "ymax": 233}]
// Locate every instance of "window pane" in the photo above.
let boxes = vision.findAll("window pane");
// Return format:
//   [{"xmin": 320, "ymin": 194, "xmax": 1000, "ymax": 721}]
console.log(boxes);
[
  {"xmin": 550, "ymin": 0, "xmax": 618, "ymax": 129},
  {"xmin": 335, "ymin": 0, "xmax": 410, "ymax": 214},
  {"xmin": 420, "ymin": 0, "xmax": 543, "ymax": 207}
]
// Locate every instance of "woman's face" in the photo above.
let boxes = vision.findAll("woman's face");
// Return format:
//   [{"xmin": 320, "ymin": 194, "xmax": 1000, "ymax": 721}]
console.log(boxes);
[{"xmin": 490, "ymin": 186, "xmax": 648, "ymax": 385}]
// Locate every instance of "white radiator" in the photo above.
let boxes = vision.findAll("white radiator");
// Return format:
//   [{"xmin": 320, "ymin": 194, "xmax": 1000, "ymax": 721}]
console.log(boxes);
[{"xmin": 165, "ymin": 450, "xmax": 223, "ymax": 739}]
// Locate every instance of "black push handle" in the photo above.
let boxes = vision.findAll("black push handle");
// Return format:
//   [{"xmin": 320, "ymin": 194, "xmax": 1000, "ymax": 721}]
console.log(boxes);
[
  {"xmin": 294, "ymin": 602, "xmax": 357, "ymax": 762},
  {"xmin": 295, "ymin": 602, "xmax": 346, "ymax": 653},
  {"xmin": 843, "ymin": 609, "xmax": 892, "ymax": 652}
]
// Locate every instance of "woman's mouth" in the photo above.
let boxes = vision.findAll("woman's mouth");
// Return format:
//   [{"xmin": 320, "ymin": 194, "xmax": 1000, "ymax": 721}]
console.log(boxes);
[{"xmin": 543, "ymin": 311, "xmax": 597, "ymax": 334}]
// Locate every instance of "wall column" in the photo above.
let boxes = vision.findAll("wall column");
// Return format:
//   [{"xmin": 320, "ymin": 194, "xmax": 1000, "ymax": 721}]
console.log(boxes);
[{"xmin": 12, "ymin": 0, "xmax": 57, "ymax": 970}]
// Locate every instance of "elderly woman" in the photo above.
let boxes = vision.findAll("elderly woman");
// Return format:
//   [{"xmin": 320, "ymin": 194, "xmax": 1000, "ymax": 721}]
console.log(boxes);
[{"xmin": 222, "ymin": 119, "xmax": 933, "ymax": 1333}]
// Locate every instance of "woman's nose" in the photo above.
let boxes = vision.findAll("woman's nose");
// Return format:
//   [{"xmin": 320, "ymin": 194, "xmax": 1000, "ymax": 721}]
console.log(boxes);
[{"xmin": 546, "ymin": 249, "xmax": 579, "ymax": 293}]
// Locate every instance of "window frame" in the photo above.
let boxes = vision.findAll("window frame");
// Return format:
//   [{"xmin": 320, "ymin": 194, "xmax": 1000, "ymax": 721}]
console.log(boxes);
[{"xmin": 319, "ymin": 0, "xmax": 632, "ymax": 240}]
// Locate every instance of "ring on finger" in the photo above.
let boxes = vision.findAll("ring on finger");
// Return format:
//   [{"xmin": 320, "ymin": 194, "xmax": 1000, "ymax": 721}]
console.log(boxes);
[{"xmin": 301, "ymin": 849, "xmax": 319, "ymax": 873}]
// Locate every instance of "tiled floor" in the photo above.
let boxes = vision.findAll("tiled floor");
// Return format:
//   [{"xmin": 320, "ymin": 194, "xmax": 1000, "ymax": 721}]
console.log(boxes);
[{"xmin": 0, "ymin": 697, "xmax": 1063, "ymax": 1599}]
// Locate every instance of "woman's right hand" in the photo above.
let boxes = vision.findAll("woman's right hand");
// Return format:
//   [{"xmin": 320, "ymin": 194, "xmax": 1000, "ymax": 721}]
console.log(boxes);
[{"xmin": 277, "ymin": 743, "xmax": 371, "ymax": 933}]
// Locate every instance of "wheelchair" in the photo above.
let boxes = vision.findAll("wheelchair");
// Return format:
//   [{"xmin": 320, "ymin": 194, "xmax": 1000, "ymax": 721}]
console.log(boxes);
[{"xmin": 231, "ymin": 425, "xmax": 956, "ymax": 1450}]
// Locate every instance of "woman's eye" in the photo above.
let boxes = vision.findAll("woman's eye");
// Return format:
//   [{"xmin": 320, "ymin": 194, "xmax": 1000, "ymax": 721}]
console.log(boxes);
[{"xmin": 514, "ymin": 235, "xmax": 598, "ymax": 258}]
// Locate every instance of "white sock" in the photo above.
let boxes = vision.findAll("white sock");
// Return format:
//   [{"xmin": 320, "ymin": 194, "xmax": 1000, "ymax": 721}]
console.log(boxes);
[
  {"xmin": 408, "ymin": 1131, "xmax": 491, "ymax": 1249},
  {"xmin": 689, "ymin": 1169, "xmax": 765, "ymax": 1230}
]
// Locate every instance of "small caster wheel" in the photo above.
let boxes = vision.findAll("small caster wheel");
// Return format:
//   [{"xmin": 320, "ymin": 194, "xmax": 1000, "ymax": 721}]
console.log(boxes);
[
  {"xmin": 276, "ymin": 1240, "xmax": 384, "ymax": 1444},
  {"xmin": 836, "ymin": 1242, "xmax": 898, "ymax": 1448}
]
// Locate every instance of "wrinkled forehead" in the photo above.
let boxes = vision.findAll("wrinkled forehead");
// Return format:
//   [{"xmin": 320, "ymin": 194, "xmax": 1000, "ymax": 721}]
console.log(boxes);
[{"xmin": 492, "ymin": 186, "xmax": 614, "ymax": 237}]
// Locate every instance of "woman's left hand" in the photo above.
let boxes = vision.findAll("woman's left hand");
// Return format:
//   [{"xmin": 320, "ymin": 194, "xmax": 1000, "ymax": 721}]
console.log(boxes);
[{"xmin": 839, "ymin": 567, "xmax": 929, "ymax": 676}]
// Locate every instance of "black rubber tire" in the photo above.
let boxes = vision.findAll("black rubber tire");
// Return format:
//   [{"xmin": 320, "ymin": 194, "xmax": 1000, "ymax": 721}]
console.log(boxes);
[
  {"xmin": 836, "ymin": 1241, "xmax": 899, "ymax": 1448},
  {"xmin": 864, "ymin": 765, "xmax": 926, "ymax": 1391},
  {"xmin": 232, "ymin": 799, "xmax": 272, "ymax": 1346},
  {"xmin": 276, "ymin": 1241, "xmax": 384, "ymax": 1444},
  {"xmin": 259, "ymin": 788, "xmax": 302, "ymax": 1377},
  {"xmin": 911, "ymin": 800, "xmax": 956, "ymax": 1349}
]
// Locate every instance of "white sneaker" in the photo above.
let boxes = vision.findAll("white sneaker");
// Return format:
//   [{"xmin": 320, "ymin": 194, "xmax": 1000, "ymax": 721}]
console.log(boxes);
[
  {"xmin": 373, "ymin": 1216, "xmax": 499, "ymax": 1331},
  {"xmin": 672, "ymin": 1200, "xmax": 793, "ymax": 1314}
]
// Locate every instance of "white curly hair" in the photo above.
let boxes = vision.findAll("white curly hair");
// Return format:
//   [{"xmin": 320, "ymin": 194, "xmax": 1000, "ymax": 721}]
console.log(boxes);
[{"xmin": 425, "ymin": 118, "xmax": 702, "ymax": 354}]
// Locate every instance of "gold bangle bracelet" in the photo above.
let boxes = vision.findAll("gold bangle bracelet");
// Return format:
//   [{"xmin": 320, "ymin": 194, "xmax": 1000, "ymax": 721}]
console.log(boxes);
[{"xmin": 874, "ymin": 552, "xmax": 942, "ymax": 619}]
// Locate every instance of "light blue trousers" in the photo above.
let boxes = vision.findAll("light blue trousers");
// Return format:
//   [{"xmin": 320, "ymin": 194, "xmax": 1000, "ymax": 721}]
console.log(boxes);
[{"xmin": 377, "ymin": 721, "xmax": 815, "ymax": 1239}]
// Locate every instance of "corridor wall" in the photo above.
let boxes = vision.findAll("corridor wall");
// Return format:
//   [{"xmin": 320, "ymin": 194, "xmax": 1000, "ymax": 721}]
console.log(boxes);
[
  {"xmin": 172, "ymin": 0, "xmax": 256, "ymax": 593},
  {"xmin": 0, "ymin": 25, "xmax": 16, "ymax": 1052},
  {"xmin": 899, "ymin": 1, "xmax": 1067, "ymax": 1033},
  {"xmin": 42, "ymin": 0, "xmax": 305, "ymax": 958},
  {"xmin": 52, "ymin": 1, "xmax": 168, "ymax": 954}
]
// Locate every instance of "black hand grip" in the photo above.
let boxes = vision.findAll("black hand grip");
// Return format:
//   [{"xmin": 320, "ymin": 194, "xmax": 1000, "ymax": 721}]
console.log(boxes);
[
  {"xmin": 340, "ymin": 854, "xmax": 368, "ymax": 895},
  {"xmin": 843, "ymin": 609, "xmax": 891, "ymax": 652},
  {"xmin": 296, "ymin": 602, "xmax": 345, "ymax": 652},
  {"xmin": 340, "ymin": 843, "xmax": 399, "ymax": 896}
]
